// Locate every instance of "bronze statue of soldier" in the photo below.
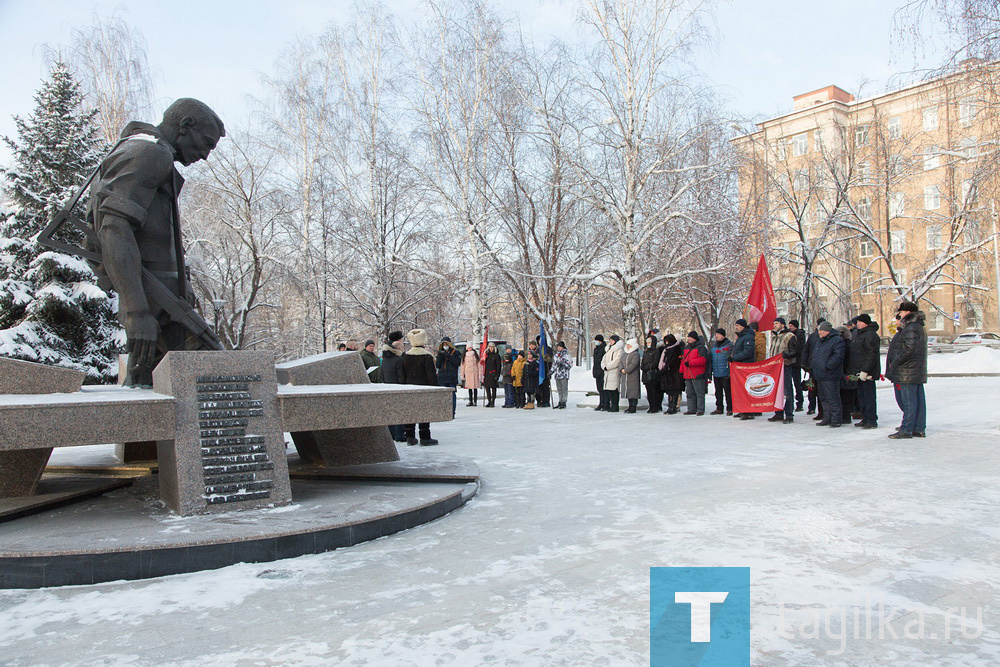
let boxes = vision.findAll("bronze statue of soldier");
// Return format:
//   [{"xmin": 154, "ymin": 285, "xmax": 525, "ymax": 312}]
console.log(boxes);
[{"xmin": 87, "ymin": 98, "xmax": 225, "ymax": 386}]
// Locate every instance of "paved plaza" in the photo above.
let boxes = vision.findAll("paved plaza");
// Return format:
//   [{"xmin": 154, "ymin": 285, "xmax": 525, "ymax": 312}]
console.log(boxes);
[{"xmin": 1, "ymin": 377, "xmax": 998, "ymax": 665}]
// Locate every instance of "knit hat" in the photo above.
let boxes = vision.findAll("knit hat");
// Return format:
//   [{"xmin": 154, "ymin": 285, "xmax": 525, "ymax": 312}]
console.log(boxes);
[
  {"xmin": 735, "ymin": 318, "xmax": 748, "ymax": 328},
  {"xmin": 687, "ymin": 330, "xmax": 699, "ymax": 340},
  {"xmin": 715, "ymin": 327, "xmax": 726, "ymax": 337},
  {"xmin": 789, "ymin": 319, "xmax": 799, "ymax": 328},
  {"xmin": 388, "ymin": 330, "xmax": 404, "ymax": 343},
  {"xmin": 855, "ymin": 313, "xmax": 872, "ymax": 326},
  {"xmin": 441, "ymin": 336, "xmax": 452, "ymax": 343},
  {"xmin": 407, "ymin": 329, "xmax": 428, "ymax": 347},
  {"xmin": 556, "ymin": 341, "xmax": 566, "ymax": 349},
  {"xmin": 774, "ymin": 317, "xmax": 786, "ymax": 326},
  {"xmin": 816, "ymin": 317, "xmax": 826, "ymax": 324},
  {"xmin": 818, "ymin": 322, "xmax": 834, "ymax": 332},
  {"xmin": 749, "ymin": 321, "xmax": 759, "ymax": 331},
  {"xmin": 594, "ymin": 334, "xmax": 604, "ymax": 342},
  {"xmin": 364, "ymin": 339, "xmax": 375, "ymax": 348}
]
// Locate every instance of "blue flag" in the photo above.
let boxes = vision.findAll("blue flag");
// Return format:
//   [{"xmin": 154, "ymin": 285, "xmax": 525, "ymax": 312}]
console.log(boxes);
[{"xmin": 538, "ymin": 321, "xmax": 547, "ymax": 384}]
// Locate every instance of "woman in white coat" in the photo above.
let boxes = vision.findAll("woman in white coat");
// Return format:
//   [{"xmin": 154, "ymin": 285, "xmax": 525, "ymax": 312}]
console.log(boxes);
[{"xmin": 601, "ymin": 335, "xmax": 624, "ymax": 412}]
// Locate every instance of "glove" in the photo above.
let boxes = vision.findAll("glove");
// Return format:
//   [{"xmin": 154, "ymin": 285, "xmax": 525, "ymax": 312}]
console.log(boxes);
[{"xmin": 859, "ymin": 371, "xmax": 871, "ymax": 381}]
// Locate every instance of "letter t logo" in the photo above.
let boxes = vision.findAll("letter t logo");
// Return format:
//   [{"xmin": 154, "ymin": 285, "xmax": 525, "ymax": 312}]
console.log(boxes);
[{"xmin": 674, "ymin": 591, "xmax": 729, "ymax": 642}]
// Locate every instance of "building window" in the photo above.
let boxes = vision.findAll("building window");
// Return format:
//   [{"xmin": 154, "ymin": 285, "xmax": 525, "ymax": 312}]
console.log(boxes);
[
  {"xmin": 793, "ymin": 169, "xmax": 808, "ymax": 191},
  {"xmin": 924, "ymin": 185, "xmax": 941, "ymax": 210},
  {"xmin": 960, "ymin": 98, "xmax": 975, "ymax": 128},
  {"xmin": 854, "ymin": 125, "xmax": 869, "ymax": 146},
  {"xmin": 860, "ymin": 239, "xmax": 874, "ymax": 258},
  {"xmin": 923, "ymin": 106, "xmax": 939, "ymax": 131},
  {"xmin": 966, "ymin": 217, "xmax": 983, "ymax": 242},
  {"xmin": 775, "ymin": 140, "xmax": 787, "ymax": 160},
  {"xmin": 967, "ymin": 262, "xmax": 982, "ymax": 284},
  {"xmin": 857, "ymin": 162, "xmax": 870, "ymax": 183},
  {"xmin": 890, "ymin": 229, "xmax": 907, "ymax": 254},
  {"xmin": 896, "ymin": 269, "xmax": 908, "ymax": 291},
  {"xmin": 857, "ymin": 197, "xmax": 872, "ymax": 221},
  {"xmin": 970, "ymin": 303, "xmax": 984, "ymax": 329},
  {"xmin": 923, "ymin": 146, "xmax": 939, "ymax": 170},
  {"xmin": 889, "ymin": 154, "xmax": 904, "ymax": 178},
  {"xmin": 861, "ymin": 275, "xmax": 876, "ymax": 294},
  {"xmin": 962, "ymin": 179, "xmax": 976, "ymax": 207},
  {"xmin": 927, "ymin": 225, "xmax": 942, "ymax": 251},
  {"xmin": 888, "ymin": 116, "xmax": 902, "ymax": 139},
  {"xmin": 890, "ymin": 191, "xmax": 905, "ymax": 218},
  {"xmin": 813, "ymin": 129, "xmax": 823, "ymax": 150},
  {"xmin": 793, "ymin": 133, "xmax": 808, "ymax": 156},
  {"xmin": 959, "ymin": 136, "xmax": 977, "ymax": 158}
]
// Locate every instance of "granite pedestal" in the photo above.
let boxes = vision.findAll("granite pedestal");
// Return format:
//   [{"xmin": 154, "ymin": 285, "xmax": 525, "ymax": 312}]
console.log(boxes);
[{"xmin": 0, "ymin": 358, "xmax": 85, "ymax": 497}]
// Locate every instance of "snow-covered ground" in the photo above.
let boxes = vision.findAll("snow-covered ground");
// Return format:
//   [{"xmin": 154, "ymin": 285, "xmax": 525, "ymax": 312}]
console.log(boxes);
[{"xmin": 2, "ymin": 376, "xmax": 1000, "ymax": 665}]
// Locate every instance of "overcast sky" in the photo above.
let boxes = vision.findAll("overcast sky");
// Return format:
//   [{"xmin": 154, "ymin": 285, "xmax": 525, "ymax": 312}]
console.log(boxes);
[{"xmin": 0, "ymin": 0, "xmax": 947, "ymax": 166}]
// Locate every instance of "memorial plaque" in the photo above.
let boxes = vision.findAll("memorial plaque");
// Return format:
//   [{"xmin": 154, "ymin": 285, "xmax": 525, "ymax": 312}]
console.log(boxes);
[{"xmin": 152, "ymin": 351, "xmax": 291, "ymax": 515}]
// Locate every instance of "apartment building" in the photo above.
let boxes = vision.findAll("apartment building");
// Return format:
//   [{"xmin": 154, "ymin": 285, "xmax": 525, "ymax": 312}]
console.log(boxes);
[{"xmin": 736, "ymin": 62, "xmax": 1000, "ymax": 336}]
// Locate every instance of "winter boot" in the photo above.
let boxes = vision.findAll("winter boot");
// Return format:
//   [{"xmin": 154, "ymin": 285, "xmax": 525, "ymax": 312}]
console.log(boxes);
[
  {"xmin": 474, "ymin": 389, "xmax": 479, "ymax": 406},
  {"xmin": 420, "ymin": 437, "xmax": 439, "ymax": 446},
  {"xmin": 625, "ymin": 399, "xmax": 637, "ymax": 414},
  {"xmin": 524, "ymin": 402, "xmax": 535, "ymax": 410}
]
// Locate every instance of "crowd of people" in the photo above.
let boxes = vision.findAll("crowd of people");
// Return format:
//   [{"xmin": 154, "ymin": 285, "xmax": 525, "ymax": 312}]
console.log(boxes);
[
  {"xmin": 589, "ymin": 301, "xmax": 928, "ymax": 438},
  {"xmin": 362, "ymin": 303, "xmax": 929, "ymax": 447}
]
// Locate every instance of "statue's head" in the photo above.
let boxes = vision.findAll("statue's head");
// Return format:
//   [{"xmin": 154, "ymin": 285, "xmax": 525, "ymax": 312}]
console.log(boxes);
[{"xmin": 160, "ymin": 98, "xmax": 226, "ymax": 166}]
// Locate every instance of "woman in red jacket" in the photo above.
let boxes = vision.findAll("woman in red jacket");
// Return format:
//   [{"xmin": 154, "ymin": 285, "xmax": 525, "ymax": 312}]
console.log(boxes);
[{"xmin": 680, "ymin": 331, "xmax": 709, "ymax": 415}]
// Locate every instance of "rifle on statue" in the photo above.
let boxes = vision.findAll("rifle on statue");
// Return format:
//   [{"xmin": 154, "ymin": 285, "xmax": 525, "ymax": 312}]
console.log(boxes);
[{"xmin": 36, "ymin": 154, "xmax": 224, "ymax": 352}]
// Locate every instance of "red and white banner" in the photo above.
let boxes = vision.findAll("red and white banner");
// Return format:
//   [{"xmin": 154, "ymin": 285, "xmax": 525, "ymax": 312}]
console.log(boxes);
[
  {"xmin": 479, "ymin": 325, "xmax": 489, "ymax": 369},
  {"xmin": 746, "ymin": 254, "xmax": 777, "ymax": 331},
  {"xmin": 730, "ymin": 354, "xmax": 786, "ymax": 414}
]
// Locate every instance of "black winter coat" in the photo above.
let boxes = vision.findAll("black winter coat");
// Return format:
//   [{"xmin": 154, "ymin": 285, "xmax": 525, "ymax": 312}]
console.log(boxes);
[
  {"xmin": 802, "ymin": 329, "xmax": 821, "ymax": 370},
  {"xmin": 593, "ymin": 342, "xmax": 607, "ymax": 378},
  {"xmin": 641, "ymin": 345, "xmax": 664, "ymax": 385},
  {"xmin": 483, "ymin": 351, "xmax": 502, "ymax": 388},
  {"xmin": 886, "ymin": 312, "xmax": 927, "ymax": 384},
  {"xmin": 848, "ymin": 325, "xmax": 881, "ymax": 377},
  {"xmin": 791, "ymin": 328, "xmax": 806, "ymax": 368},
  {"xmin": 436, "ymin": 346, "xmax": 462, "ymax": 385},
  {"xmin": 729, "ymin": 328, "xmax": 756, "ymax": 363},
  {"xmin": 381, "ymin": 346, "xmax": 405, "ymax": 384},
  {"xmin": 523, "ymin": 360, "xmax": 540, "ymax": 393},
  {"xmin": 660, "ymin": 343, "xmax": 684, "ymax": 394},
  {"xmin": 810, "ymin": 333, "xmax": 846, "ymax": 381},
  {"xmin": 401, "ymin": 350, "xmax": 438, "ymax": 386}
]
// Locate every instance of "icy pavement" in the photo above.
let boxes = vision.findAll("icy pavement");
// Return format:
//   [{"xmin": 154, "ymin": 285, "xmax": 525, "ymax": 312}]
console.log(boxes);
[{"xmin": 2, "ymin": 377, "xmax": 1000, "ymax": 665}]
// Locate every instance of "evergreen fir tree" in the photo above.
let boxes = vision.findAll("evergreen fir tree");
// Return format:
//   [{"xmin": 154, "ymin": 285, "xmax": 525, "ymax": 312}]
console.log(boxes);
[{"xmin": 0, "ymin": 61, "xmax": 123, "ymax": 383}]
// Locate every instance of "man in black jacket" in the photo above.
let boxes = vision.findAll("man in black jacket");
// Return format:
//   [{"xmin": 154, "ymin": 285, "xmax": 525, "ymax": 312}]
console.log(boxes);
[
  {"xmin": 788, "ymin": 319, "xmax": 806, "ymax": 411},
  {"xmin": 850, "ymin": 314, "xmax": 881, "ymax": 429},
  {"xmin": 728, "ymin": 319, "xmax": 756, "ymax": 419},
  {"xmin": 593, "ymin": 335, "xmax": 608, "ymax": 411},
  {"xmin": 885, "ymin": 302, "xmax": 928, "ymax": 439},
  {"xmin": 382, "ymin": 330, "xmax": 407, "ymax": 442},
  {"xmin": 436, "ymin": 336, "xmax": 462, "ymax": 417},
  {"xmin": 802, "ymin": 317, "xmax": 825, "ymax": 415}
]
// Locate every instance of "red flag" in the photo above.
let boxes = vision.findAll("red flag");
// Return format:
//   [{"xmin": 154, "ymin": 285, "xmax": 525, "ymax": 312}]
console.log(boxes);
[
  {"xmin": 730, "ymin": 354, "xmax": 785, "ymax": 414},
  {"xmin": 746, "ymin": 254, "xmax": 777, "ymax": 331},
  {"xmin": 479, "ymin": 326, "xmax": 489, "ymax": 369}
]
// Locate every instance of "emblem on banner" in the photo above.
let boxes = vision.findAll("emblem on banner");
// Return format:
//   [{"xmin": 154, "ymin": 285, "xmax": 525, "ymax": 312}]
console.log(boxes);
[{"xmin": 744, "ymin": 372, "xmax": 775, "ymax": 398}]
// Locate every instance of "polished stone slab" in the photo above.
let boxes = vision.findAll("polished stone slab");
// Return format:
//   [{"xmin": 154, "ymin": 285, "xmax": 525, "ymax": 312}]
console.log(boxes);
[{"xmin": 0, "ymin": 476, "xmax": 133, "ymax": 523}]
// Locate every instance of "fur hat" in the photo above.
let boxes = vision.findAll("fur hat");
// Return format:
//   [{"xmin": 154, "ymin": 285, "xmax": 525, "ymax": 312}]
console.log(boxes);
[
  {"xmin": 818, "ymin": 321, "xmax": 834, "ymax": 333},
  {"xmin": 407, "ymin": 329, "xmax": 428, "ymax": 347},
  {"xmin": 388, "ymin": 330, "xmax": 404, "ymax": 343},
  {"xmin": 855, "ymin": 313, "xmax": 872, "ymax": 326},
  {"xmin": 898, "ymin": 301, "xmax": 918, "ymax": 313},
  {"xmin": 441, "ymin": 336, "xmax": 452, "ymax": 343}
]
